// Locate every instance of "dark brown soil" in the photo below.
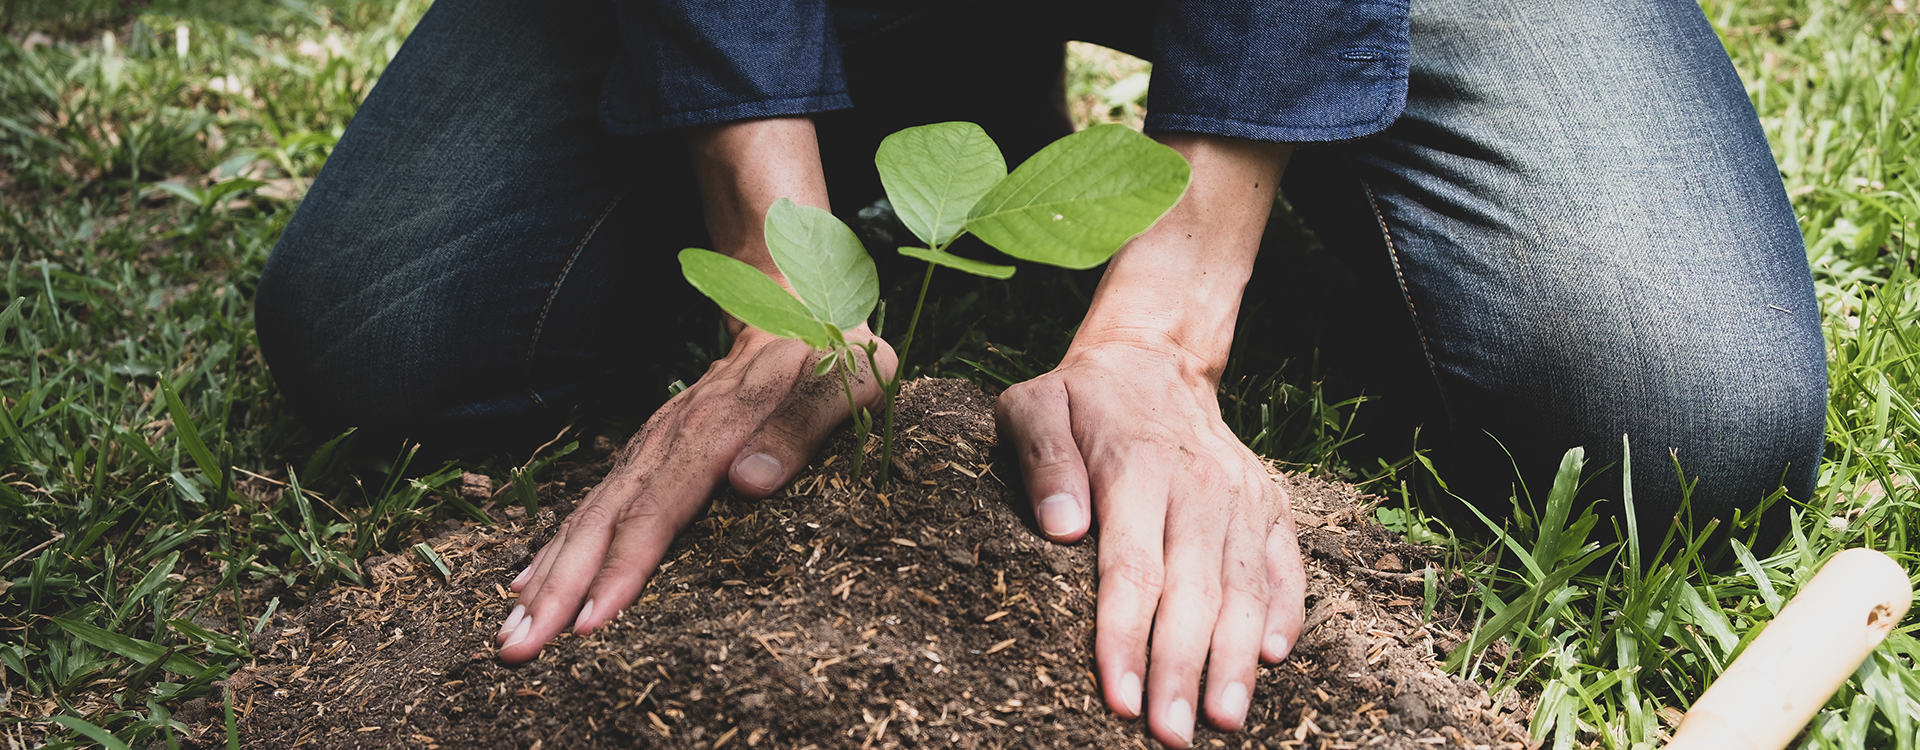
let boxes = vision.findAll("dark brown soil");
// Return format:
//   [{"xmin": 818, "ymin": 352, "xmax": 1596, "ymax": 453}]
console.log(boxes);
[{"xmin": 210, "ymin": 379, "xmax": 1535, "ymax": 749}]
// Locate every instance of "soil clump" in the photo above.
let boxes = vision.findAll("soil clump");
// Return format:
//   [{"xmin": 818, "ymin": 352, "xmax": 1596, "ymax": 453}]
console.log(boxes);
[{"xmin": 224, "ymin": 379, "xmax": 1533, "ymax": 749}]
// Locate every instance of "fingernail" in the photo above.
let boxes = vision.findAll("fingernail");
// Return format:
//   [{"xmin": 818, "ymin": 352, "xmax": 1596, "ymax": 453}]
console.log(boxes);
[
  {"xmin": 572, "ymin": 599, "xmax": 596, "ymax": 634},
  {"xmin": 503, "ymin": 613, "xmax": 534, "ymax": 650},
  {"xmin": 1119, "ymin": 671, "xmax": 1142, "ymax": 716},
  {"xmin": 497, "ymin": 605, "xmax": 525, "ymax": 641},
  {"xmin": 1036, "ymin": 493, "xmax": 1081, "ymax": 537},
  {"xmin": 1219, "ymin": 681, "xmax": 1250, "ymax": 723},
  {"xmin": 1165, "ymin": 697, "xmax": 1194, "ymax": 746},
  {"xmin": 736, "ymin": 452, "xmax": 782, "ymax": 491},
  {"xmin": 511, "ymin": 565, "xmax": 532, "ymax": 589},
  {"xmin": 1266, "ymin": 633, "xmax": 1292, "ymax": 660}
]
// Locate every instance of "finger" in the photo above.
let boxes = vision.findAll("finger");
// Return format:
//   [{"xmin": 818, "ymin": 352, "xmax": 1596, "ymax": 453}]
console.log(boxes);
[
  {"xmin": 501, "ymin": 370, "xmax": 767, "ymax": 659},
  {"xmin": 1092, "ymin": 448, "xmax": 1171, "ymax": 723},
  {"xmin": 1143, "ymin": 479, "xmax": 1232, "ymax": 748},
  {"xmin": 1261, "ymin": 482, "xmax": 1307, "ymax": 663},
  {"xmin": 508, "ymin": 388, "xmax": 695, "ymax": 596},
  {"xmin": 498, "ymin": 499, "xmax": 619, "ymax": 663},
  {"xmin": 573, "ymin": 481, "xmax": 714, "ymax": 635},
  {"xmin": 996, "ymin": 379, "xmax": 1092, "ymax": 542},
  {"xmin": 730, "ymin": 346, "xmax": 888, "ymax": 498},
  {"xmin": 1202, "ymin": 482, "xmax": 1271, "ymax": 731}
]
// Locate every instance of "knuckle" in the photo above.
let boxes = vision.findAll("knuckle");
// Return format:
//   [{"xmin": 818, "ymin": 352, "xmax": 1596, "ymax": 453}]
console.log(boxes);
[
  {"xmin": 754, "ymin": 412, "xmax": 816, "ymax": 453},
  {"xmin": 1102, "ymin": 555, "xmax": 1166, "ymax": 594},
  {"xmin": 562, "ymin": 501, "xmax": 617, "ymax": 532}
]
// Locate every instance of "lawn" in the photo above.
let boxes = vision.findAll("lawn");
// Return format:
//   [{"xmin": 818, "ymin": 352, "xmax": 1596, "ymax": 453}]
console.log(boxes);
[{"xmin": 1, "ymin": 1, "xmax": 1915, "ymax": 748}]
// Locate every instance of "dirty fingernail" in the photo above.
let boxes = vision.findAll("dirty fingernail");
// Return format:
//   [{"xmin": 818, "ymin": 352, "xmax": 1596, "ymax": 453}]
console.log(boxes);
[
  {"xmin": 1220, "ymin": 682, "xmax": 1250, "ymax": 723},
  {"xmin": 1166, "ymin": 697, "xmax": 1194, "ymax": 746},
  {"xmin": 1119, "ymin": 672, "xmax": 1142, "ymax": 716},
  {"xmin": 511, "ymin": 565, "xmax": 532, "ymax": 589},
  {"xmin": 572, "ymin": 599, "xmax": 597, "ymax": 634},
  {"xmin": 497, "ymin": 605, "xmax": 525, "ymax": 642},
  {"xmin": 1036, "ymin": 493, "xmax": 1081, "ymax": 537},
  {"xmin": 736, "ymin": 453, "xmax": 782, "ymax": 491},
  {"xmin": 503, "ymin": 613, "xmax": 534, "ymax": 650},
  {"xmin": 1266, "ymin": 633, "xmax": 1291, "ymax": 661}
]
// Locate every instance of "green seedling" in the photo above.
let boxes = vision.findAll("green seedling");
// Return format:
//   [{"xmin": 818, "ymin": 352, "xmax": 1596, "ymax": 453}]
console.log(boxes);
[{"xmin": 679, "ymin": 121, "xmax": 1192, "ymax": 482}]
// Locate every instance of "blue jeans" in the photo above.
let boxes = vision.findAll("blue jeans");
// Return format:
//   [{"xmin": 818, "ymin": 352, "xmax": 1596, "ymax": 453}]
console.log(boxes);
[{"xmin": 256, "ymin": 0, "xmax": 1825, "ymax": 548}]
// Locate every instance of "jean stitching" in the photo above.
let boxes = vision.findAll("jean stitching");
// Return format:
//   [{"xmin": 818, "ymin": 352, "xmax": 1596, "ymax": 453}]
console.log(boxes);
[
  {"xmin": 1359, "ymin": 178, "xmax": 1444, "ymax": 388},
  {"xmin": 524, "ymin": 192, "xmax": 625, "ymax": 409}
]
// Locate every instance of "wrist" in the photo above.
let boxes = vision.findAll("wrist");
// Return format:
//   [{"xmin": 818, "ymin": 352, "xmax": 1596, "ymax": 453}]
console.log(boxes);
[
  {"xmin": 1071, "ymin": 134, "xmax": 1292, "ymax": 382},
  {"xmin": 687, "ymin": 117, "xmax": 831, "ymax": 276}
]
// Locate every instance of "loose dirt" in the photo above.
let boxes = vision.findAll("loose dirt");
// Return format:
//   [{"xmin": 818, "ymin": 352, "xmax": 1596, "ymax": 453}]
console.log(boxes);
[{"xmin": 209, "ymin": 379, "xmax": 1534, "ymax": 749}]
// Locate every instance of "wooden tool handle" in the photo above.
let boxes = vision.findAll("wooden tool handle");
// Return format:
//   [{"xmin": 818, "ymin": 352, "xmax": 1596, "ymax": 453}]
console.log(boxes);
[{"xmin": 1667, "ymin": 548, "xmax": 1911, "ymax": 750}]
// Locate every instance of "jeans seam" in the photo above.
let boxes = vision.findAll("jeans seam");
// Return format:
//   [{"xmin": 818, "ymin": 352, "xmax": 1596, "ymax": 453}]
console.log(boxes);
[
  {"xmin": 524, "ymin": 192, "xmax": 625, "ymax": 410},
  {"xmin": 1358, "ymin": 178, "xmax": 1447, "ymax": 397}
]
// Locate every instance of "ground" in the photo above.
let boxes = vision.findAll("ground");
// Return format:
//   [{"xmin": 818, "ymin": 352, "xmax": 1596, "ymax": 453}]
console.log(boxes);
[{"xmin": 203, "ymin": 380, "xmax": 1534, "ymax": 749}]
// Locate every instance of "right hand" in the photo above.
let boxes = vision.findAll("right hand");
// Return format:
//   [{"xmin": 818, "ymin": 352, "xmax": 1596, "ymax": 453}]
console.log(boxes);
[{"xmin": 495, "ymin": 324, "xmax": 895, "ymax": 663}]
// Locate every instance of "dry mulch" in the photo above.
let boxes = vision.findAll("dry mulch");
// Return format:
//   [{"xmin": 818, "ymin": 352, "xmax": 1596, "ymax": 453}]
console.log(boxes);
[{"xmin": 201, "ymin": 379, "xmax": 1535, "ymax": 749}]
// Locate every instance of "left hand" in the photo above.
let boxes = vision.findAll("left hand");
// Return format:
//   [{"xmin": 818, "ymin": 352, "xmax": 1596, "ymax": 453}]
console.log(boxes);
[
  {"xmin": 999, "ymin": 132, "xmax": 1301, "ymax": 748},
  {"xmin": 998, "ymin": 331, "xmax": 1305, "ymax": 749}
]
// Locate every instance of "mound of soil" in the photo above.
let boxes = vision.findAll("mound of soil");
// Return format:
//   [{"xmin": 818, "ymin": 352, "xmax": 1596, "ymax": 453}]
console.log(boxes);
[{"xmin": 217, "ymin": 379, "xmax": 1534, "ymax": 749}]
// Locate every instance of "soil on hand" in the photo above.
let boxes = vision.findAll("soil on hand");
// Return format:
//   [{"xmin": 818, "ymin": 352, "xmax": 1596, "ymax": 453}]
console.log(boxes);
[{"xmin": 222, "ymin": 380, "xmax": 1535, "ymax": 749}]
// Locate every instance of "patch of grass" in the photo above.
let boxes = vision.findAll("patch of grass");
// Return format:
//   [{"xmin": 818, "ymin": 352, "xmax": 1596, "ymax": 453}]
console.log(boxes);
[
  {"xmin": 0, "ymin": 3, "xmax": 455, "ymax": 746},
  {"xmin": 0, "ymin": 1, "xmax": 1914, "ymax": 747},
  {"xmin": 1403, "ymin": 2, "xmax": 1920, "ymax": 747}
]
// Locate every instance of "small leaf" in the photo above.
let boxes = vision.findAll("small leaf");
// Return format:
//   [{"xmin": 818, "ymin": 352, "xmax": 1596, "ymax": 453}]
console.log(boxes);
[
  {"xmin": 967, "ymin": 124, "xmax": 1191, "ymax": 269},
  {"xmin": 411, "ymin": 543, "xmax": 453, "ymax": 580},
  {"xmin": 147, "ymin": 181, "xmax": 205, "ymax": 207},
  {"xmin": 679, "ymin": 248, "xmax": 830, "ymax": 348},
  {"xmin": 812, "ymin": 355, "xmax": 837, "ymax": 377},
  {"xmin": 202, "ymin": 177, "xmax": 266, "ymax": 206},
  {"xmin": 763, "ymin": 199, "xmax": 878, "ymax": 332},
  {"xmin": 898, "ymin": 247, "xmax": 1016, "ymax": 280},
  {"xmin": 876, "ymin": 122, "xmax": 1007, "ymax": 247}
]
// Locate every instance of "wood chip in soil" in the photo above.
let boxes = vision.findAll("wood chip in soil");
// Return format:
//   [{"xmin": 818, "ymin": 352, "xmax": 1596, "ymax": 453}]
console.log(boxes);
[{"xmin": 212, "ymin": 379, "xmax": 1534, "ymax": 749}]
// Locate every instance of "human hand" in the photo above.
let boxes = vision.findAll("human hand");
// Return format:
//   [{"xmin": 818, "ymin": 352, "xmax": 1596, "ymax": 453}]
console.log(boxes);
[
  {"xmin": 997, "ymin": 334, "xmax": 1305, "ymax": 748},
  {"xmin": 495, "ymin": 324, "xmax": 895, "ymax": 663}
]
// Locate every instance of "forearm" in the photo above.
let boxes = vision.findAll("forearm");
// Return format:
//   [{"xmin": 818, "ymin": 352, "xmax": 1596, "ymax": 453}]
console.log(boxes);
[
  {"xmin": 686, "ymin": 116, "xmax": 831, "ymax": 276},
  {"xmin": 1074, "ymin": 134, "xmax": 1292, "ymax": 383}
]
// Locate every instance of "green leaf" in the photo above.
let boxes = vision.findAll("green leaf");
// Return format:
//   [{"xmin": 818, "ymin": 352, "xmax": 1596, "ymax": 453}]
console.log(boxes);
[
  {"xmin": 46, "ymin": 615, "xmax": 210, "ymax": 679},
  {"xmin": 898, "ymin": 247, "xmax": 1016, "ymax": 280},
  {"xmin": 876, "ymin": 122, "xmax": 1006, "ymax": 247},
  {"xmin": 967, "ymin": 124, "xmax": 1191, "ymax": 269},
  {"xmin": 148, "ymin": 181, "xmax": 205, "ymax": 207},
  {"xmin": 157, "ymin": 380, "xmax": 222, "ymax": 485},
  {"xmin": 678, "ymin": 248, "xmax": 830, "ymax": 348},
  {"xmin": 763, "ymin": 199, "xmax": 878, "ymax": 331},
  {"xmin": 49, "ymin": 715, "xmax": 132, "ymax": 750},
  {"xmin": 411, "ymin": 543, "xmax": 453, "ymax": 580},
  {"xmin": 1534, "ymin": 447, "xmax": 1584, "ymax": 572}
]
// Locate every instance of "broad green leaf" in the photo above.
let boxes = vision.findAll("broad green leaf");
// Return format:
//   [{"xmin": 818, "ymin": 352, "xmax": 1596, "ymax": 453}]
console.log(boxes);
[
  {"xmin": 876, "ymin": 122, "xmax": 1006, "ymax": 247},
  {"xmin": 897, "ymin": 247, "xmax": 1016, "ymax": 280},
  {"xmin": 763, "ymin": 199, "xmax": 878, "ymax": 331},
  {"xmin": 967, "ymin": 124, "xmax": 1191, "ymax": 269},
  {"xmin": 47, "ymin": 615, "xmax": 210, "ymax": 678},
  {"xmin": 678, "ymin": 248, "xmax": 830, "ymax": 348}
]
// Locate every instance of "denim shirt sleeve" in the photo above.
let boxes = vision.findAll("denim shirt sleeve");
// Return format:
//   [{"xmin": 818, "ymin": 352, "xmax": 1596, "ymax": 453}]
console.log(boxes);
[
  {"xmin": 1145, "ymin": 0, "xmax": 1411, "ymax": 143},
  {"xmin": 600, "ymin": 0, "xmax": 853, "ymax": 136}
]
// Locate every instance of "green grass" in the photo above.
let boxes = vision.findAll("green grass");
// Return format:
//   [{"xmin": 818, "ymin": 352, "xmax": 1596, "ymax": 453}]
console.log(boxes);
[
  {"xmin": 1407, "ymin": 3, "xmax": 1920, "ymax": 748},
  {"xmin": 0, "ymin": 1, "xmax": 1915, "ymax": 748}
]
